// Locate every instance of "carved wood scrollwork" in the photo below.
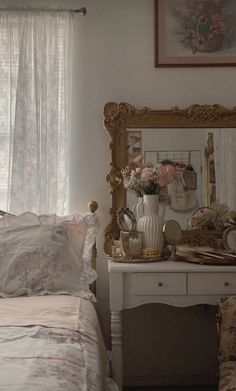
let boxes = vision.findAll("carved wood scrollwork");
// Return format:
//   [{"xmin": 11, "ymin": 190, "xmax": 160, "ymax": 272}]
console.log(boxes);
[
  {"xmin": 106, "ymin": 165, "xmax": 123, "ymax": 193},
  {"xmin": 103, "ymin": 102, "xmax": 236, "ymax": 255},
  {"xmin": 103, "ymin": 102, "xmax": 149, "ymax": 255},
  {"xmin": 174, "ymin": 104, "xmax": 236, "ymax": 123}
]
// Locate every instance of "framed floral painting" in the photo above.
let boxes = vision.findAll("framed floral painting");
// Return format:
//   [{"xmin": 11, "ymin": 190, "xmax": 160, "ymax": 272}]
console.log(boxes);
[
  {"xmin": 155, "ymin": 0, "xmax": 236, "ymax": 67},
  {"xmin": 126, "ymin": 130, "xmax": 142, "ymax": 164}
]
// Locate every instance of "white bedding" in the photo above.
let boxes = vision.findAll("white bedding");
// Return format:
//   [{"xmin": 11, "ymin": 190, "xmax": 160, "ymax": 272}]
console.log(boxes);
[{"xmin": 0, "ymin": 295, "xmax": 118, "ymax": 391}]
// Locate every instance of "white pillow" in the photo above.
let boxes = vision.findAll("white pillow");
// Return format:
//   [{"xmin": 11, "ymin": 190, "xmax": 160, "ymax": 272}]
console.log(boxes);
[{"xmin": 0, "ymin": 212, "xmax": 99, "ymax": 301}]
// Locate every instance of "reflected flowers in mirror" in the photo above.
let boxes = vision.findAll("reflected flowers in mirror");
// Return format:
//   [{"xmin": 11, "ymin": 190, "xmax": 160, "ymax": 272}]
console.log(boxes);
[{"xmin": 121, "ymin": 156, "xmax": 176, "ymax": 197}]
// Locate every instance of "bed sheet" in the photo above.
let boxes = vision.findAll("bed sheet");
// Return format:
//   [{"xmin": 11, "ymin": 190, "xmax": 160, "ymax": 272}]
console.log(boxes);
[{"xmin": 0, "ymin": 295, "xmax": 118, "ymax": 391}]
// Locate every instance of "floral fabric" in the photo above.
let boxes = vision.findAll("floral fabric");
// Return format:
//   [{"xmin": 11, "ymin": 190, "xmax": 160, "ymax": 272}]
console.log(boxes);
[
  {"xmin": 219, "ymin": 361, "xmax": 236, "ymax": 391},
  {"xmin": 0, "ymin": 212, "xmax": 99, "ymax": 301},
  {"xmin": 218, "ymin": 297, "xmax": 236, "ymax": 391},
  {"xmin": 0, "ymin": 295, "xmax": 115, "ymax": 391},
  {"xmin": 218, "ymin": 296, "xmax": 236, "ymax": 364}
]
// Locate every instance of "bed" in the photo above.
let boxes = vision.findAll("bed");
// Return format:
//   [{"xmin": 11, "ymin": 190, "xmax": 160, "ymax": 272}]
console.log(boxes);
[{"xmin": 0, "ymin": 203, "xmax": 118, "ymax": 391}]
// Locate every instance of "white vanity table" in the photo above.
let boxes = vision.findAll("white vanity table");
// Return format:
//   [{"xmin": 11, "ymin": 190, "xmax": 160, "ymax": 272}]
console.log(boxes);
[
  {"xmin": 108, "ymin": 258, "xmax": 236, "ymax": 390},
  {"xmin": 103, "ymin": 102, "xmax": 236, "ymax": 390}
]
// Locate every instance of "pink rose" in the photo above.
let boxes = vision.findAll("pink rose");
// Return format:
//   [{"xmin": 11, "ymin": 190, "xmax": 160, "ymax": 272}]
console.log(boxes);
[
  {"xmin": 159, "ymin": 165, "xmax": 167, "ymax": 175},
  {"xmin": 159, "ymin": 177, "xmax": 169, "ymax": 187},
  {"xmin": 166, "ymin": 165, "xmax": 176, "ymax": 175}
]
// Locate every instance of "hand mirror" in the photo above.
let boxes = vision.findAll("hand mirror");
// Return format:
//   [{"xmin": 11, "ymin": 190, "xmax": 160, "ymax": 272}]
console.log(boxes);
[
  {"xmin": 163, "ymin": 220, "xmax": 183, "ymax": 261},
  {"xmin": 116, "ymin": 207, "xmax": 137, "ymax": 232}
]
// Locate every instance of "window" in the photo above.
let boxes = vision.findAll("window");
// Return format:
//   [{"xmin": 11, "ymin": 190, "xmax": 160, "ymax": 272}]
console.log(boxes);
[{"xmin": 0, "ymin": 12, "xmax": 74, "ymax": 215}]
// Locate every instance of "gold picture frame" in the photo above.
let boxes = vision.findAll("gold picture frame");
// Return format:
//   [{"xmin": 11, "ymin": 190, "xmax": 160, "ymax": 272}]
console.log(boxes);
[{"xmin": 155, "ymin": 0, "xmax": 236, "ymax": 67}]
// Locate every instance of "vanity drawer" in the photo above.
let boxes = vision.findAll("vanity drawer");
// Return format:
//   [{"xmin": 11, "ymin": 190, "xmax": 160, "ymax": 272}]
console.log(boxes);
[
  {"xmin": 134, "ymin": 273, "xmax": 186, "ymax": 295},
  {"xmin": 188, "ymin": 273, "xmax": 236, "ymax": 294}
]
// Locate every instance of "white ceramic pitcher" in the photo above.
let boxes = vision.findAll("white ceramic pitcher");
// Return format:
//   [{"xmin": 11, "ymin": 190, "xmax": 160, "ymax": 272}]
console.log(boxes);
[
  {"xmin": 131, "ymin": 197, "xmax": 143, "ymax": 220},
  {"xmin": 136, "ymin": 194, "xmax": 166, "ymax": 252}
]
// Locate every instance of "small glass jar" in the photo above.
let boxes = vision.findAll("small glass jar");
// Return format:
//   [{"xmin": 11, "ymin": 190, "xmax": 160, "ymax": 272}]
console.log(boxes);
[
  {"xmin": 112, "ymin": 239, "xmax": 122, "ymax": 258},
  {"xmin": 120, "ymin": 231, "xmax": 143, "ymax": 259}
]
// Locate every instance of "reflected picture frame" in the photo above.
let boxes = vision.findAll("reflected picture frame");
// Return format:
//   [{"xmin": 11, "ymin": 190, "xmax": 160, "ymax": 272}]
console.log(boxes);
[
  {"xmin": 183, "ymin": 171, "xmax": 197, "ymax": 190},
  {"xmin": 155, "ymin": 0, "xmax": 236, "ymax": 67}
]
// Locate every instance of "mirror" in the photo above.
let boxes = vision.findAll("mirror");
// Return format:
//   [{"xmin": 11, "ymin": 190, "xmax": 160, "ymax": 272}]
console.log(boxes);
[
  {"xmin": 104, "ymin": 102, "xmax": 236, "ymax": 255},
  {"xmin": 163, "ymin": 219, "xmax": 183, "ymax": 244},
  {"xmin": 223, "ymin": 226, "xmax": 236, "ymax": 252},
  {"xmin": 116, "ymin": 207, "xmax": 137, "ymax": 232},
  {"xmin": 163, "ymin": 219, "xmax": 183, "ymax": 262},
  {"xmin": 163, "ymin": 220, "xmax": 183, "ymax": 261}
]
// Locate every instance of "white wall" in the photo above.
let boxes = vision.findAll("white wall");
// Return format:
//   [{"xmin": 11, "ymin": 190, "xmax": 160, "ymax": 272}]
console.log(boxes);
[{"xmin": 3, "ymin": 0, "xmax": 236, "ymax": 386}]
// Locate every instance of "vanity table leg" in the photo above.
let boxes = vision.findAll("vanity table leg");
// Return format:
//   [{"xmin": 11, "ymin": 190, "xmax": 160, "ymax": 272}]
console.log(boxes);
[{"xmin": 111, "ymin": 310, "xmax": 123, "ymax": 390}]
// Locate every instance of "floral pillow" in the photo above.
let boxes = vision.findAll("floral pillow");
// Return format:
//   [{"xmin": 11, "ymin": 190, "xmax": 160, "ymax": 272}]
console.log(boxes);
[
  {"xmin": 0, "ymin": 212, "xmax": 98, "ymax": 302},
  {"xmin": 218, "ymin": 296, "xmax": 236, "ymax": 364}
]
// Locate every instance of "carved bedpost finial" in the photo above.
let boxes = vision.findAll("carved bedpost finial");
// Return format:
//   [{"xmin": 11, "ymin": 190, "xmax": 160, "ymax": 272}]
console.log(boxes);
[
  {"xmin": 205, "ymin": 132, "xmax": 214, "ymax": 157},
  {"xmin": 88, "ymin": 200, "xmax": 98, "ymax": 213}
]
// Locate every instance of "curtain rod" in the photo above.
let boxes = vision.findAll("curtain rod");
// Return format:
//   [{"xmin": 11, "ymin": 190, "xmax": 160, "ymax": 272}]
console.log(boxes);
[{"xmin": 0, "ymin": 6, "xmax": 87, "ymax": 15}]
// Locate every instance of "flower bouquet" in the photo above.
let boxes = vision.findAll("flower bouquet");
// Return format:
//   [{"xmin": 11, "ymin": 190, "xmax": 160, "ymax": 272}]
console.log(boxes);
[{"xmin": 121, "ymin": 157, "xmax": 176, "ymax": 197}]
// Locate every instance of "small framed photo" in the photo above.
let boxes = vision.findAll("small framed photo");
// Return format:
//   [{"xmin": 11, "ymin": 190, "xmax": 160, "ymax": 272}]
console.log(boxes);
[
  {"xmin": 126, "ymin": 130, "xmax": 142, "ymax": 164},
  {"xmin": 183, "ymin": 171, "xmax": 197, "ymax": 190},
  {"xmin": 155, "ymin": 0, "xmax": 236, "ymax": 67}
]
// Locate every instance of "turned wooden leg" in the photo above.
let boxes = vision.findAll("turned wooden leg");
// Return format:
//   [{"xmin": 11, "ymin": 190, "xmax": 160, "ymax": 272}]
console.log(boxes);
[{"xmin": 111, "ymin": 310, "xmax": 123, "ymax": 390}]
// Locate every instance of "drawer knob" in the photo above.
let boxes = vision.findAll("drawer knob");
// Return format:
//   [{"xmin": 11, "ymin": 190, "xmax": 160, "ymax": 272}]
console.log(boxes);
[
  {"xmin": 158, "ymin": 282, "xmax": 163, "ymax": 287},
  {"xmin": 224, "ymin": 282, "xmax": 229, "ymax": 287}
]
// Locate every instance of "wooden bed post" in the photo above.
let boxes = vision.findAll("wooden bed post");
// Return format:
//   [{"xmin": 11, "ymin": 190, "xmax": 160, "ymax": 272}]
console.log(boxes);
[{"xmin": 88, "ymin": 201, "xmax": 99, "ymax": 296}]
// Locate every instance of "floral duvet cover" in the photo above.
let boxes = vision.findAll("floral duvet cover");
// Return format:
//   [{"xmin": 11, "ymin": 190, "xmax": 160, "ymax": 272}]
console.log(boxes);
[{"xmin": 0, "ymin": 295, "xmax": 117, "ymax": 391}]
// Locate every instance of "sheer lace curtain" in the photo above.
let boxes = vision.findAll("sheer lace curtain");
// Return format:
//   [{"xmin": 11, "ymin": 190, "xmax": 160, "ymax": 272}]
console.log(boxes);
[
  {"xmin": 214, "ymin": 129, "xmax": 236, "ymax": 210},
  {"xmin": 0, "ymin": 10, "xmax": 75, "ymax": 215}
]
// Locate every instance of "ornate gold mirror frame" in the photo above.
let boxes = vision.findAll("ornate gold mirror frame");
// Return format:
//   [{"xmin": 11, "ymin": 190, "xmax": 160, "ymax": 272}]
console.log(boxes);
[{"xmin": 103, "ymin": 102, "xmax": 236, "ymax": 255}]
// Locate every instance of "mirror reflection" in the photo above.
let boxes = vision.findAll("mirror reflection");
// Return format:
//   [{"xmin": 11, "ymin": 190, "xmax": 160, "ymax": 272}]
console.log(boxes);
[
  {"xmin": 126, "ymin": 128, "xmax": 206, "ymax": 229},
  {"xmin": 125, "ymin": 128, "xmax": 236, "ymax": 229}
]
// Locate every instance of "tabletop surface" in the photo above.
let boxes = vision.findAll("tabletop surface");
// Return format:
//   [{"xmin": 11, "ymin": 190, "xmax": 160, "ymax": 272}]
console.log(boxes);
[{"xmin": 108, "ymin": 257, "xmax": 236, "ymax": 273}]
